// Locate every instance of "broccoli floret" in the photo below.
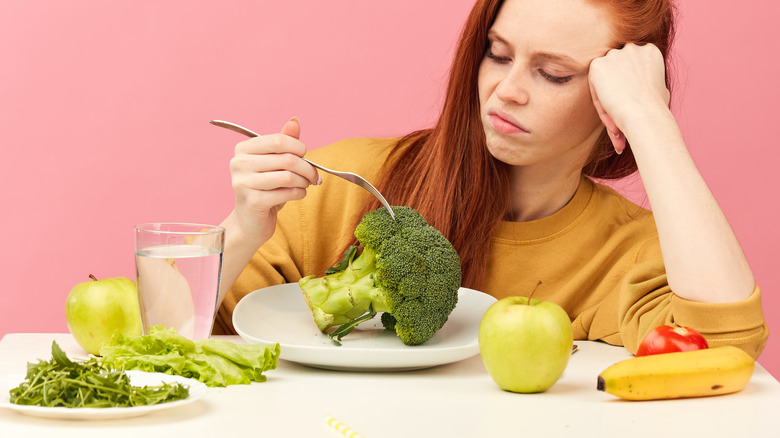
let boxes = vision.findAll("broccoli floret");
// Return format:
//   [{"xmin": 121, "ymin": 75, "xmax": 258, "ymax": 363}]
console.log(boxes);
[{"xmin": 299, "ymin": 206, "xmax": 462, "ymax": 346}]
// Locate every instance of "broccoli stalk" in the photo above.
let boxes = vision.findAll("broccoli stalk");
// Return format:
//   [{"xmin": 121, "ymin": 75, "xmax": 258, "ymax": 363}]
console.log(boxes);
[{"xmin": 299, "ymin": 206, "xmax": 462, "ymax": 346}]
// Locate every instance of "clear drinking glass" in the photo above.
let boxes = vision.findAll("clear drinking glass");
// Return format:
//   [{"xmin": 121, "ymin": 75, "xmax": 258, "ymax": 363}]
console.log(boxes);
[{"xmin": 134, "ymin": 223, "xmax": 225, "ymax": 339}]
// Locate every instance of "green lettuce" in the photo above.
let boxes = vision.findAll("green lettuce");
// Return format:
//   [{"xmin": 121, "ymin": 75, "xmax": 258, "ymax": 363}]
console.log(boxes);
[{"xmin": 99, "ymin": 326, "xmax": 280, "ymax": 387}]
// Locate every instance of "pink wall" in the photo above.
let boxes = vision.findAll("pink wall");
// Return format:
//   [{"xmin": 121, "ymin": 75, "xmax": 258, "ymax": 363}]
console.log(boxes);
[{"xmin": 1, "ymin": 1, "xmax": 778, "ymax": 377}]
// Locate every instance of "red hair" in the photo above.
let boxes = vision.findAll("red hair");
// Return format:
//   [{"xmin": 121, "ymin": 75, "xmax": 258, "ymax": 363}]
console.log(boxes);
[{"xmin": 350, "ymin": 0, "xmax": 677, "ymax": 290}]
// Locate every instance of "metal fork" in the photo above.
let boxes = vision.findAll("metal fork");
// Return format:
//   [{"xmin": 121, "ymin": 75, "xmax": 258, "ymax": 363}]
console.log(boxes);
[{"xmin": 210, "ymin": 120, "xmax": 395, "ymax": 219}]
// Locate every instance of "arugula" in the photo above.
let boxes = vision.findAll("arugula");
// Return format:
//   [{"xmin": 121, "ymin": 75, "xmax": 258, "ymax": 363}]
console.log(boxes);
[
  {"xmin": 100, "ymin": 326, "xmax": 280, "ymax": 387},
  {"xmin": 9, "ymin": 341, "xmax": 189, "ymax": 408}
]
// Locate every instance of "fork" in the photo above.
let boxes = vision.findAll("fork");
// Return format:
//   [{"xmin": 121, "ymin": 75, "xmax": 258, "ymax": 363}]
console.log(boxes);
[{"xmin": 210, "ymin": 120, "xmax": 396, "ymax": 219}]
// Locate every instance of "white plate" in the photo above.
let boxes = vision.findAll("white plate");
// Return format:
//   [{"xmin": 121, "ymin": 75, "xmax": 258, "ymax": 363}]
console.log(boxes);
[
  {"xmin": 233, "ymin": 283, "xmax": 497, "ymax": 371},
  {"xmin": 0, "ymin": 371, "xmax": 208, "ymax": 420}
]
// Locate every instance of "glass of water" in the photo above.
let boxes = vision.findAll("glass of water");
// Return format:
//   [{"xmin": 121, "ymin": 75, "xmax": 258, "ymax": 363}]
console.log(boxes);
[{"xmin": 134, "ymin": 223, "xmax": 225, "ymax": 340}]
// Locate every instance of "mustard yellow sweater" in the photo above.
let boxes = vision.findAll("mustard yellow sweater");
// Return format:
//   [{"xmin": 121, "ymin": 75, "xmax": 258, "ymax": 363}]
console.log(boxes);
[{"xmin": 215, "ymin": 137, "xmax": 768, "ymax": 358}]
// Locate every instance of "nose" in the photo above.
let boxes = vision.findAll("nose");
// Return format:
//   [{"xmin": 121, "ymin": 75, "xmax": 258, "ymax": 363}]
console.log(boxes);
[{"xmin": 494, "ymin": 66, "xmax": 530, "ymax": 105}]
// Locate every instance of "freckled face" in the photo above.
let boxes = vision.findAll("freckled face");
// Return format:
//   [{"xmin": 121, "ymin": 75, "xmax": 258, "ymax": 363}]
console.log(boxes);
[{"xmin": 478, "ymin": 0, "xmax": 615, "ymax": 174}]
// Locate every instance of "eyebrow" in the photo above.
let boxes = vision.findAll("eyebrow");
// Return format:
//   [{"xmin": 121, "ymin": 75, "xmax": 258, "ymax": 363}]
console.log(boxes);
[{"xmin": 487, "ymin": 29, "xmax": 589, "ymax": 70}]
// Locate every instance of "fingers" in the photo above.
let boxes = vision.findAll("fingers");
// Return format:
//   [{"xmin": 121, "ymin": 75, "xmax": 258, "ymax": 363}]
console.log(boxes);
[
  {"xmin": 230, "ymin": 152, "xmax": 317, "ymax": 191},
  {"xmin": 233, "ymin": 119, "xmax": 319, "ymax": 186},
  {"xmin": 232, "ymin": 140, "xmax": 315, "ymax": 181},
  {"xmin": 280, "ymin": 117, "xmax": 301, "ymax": 139},
  {"xmin": 233, "ymin": 174, "xmax": 308, "ymax": 214},
  {"xmin": 608, "ymin": 130, "xmax": 626, "ymax": 155},
  {"xmin": 229, "ymin": 117, "xmax": 322, "ymax": 222},
  {"xmin": 589, "ymin": 43, "xmax": 669, "ymax": 155},
  {"xmin": 590, "ymin": 43, "xmax": 669, "ymax": 111},
  {"xmin": 223, "ymin": 117, "xmax": 320, "ymax": 246},
  {"xmin": 588, "ymin": 80, "xmax": 626, "ymax": 155}
]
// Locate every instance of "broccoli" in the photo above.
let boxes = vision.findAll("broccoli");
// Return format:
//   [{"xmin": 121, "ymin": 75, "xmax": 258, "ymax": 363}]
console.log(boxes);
[{"xmin": 298, "ymin": 206, "xmax": 462, "ymax": 346}]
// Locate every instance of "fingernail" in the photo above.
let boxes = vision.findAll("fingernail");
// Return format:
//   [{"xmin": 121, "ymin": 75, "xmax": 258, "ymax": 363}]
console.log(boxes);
[
  {"xmin": 290, "ymin": 116, "xmax": 299, "ymax": 124},
  {"xmin": 316, "ymin": 175, "xmax": 323, "ymax": 185}
]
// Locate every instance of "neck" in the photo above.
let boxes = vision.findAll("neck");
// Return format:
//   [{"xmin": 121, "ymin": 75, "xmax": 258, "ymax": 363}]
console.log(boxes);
[{"xmin": 504, "ymin": 168, "xmax": 583, "ymax": 222}]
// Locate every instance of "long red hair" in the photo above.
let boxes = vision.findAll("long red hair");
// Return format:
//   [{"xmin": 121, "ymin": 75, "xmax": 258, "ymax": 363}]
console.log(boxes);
[{"xmin": 349, "ymin": 0, "xmax": 677, "ymax": 290}]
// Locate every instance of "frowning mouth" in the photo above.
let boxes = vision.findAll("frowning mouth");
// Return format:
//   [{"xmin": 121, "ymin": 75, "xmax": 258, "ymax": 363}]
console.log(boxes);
[{"xmin": 487, "ymin": 109, "xmax": 529, "ymax": 135}]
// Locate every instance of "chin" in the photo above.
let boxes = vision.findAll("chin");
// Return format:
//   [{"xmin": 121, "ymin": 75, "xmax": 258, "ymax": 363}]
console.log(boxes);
[{"xmin": 485, "ymin": 134, "xmax": 525, "ymax": 166}]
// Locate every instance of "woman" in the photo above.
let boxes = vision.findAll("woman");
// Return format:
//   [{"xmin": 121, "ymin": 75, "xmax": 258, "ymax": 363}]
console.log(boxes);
[{"xmin": 214, "ymin": 0, "xmax": 768, "ymax": 358}]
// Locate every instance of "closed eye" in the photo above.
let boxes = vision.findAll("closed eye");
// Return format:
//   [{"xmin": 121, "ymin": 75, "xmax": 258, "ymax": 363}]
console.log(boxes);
[
  {"xmin": 538, "ymin": 69, "xmax": 573, "ymax": 84},
  {"xmin": 485, "ymin": 47, "xmax": 511, "ymax": 64}
]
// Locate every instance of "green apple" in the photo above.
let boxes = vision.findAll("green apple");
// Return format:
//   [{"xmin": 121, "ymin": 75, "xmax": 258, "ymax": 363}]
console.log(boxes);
[
  {"xmin": 478, "ymin": 296, "xmax": 573, "ymax": 393},
  {"xmin": 65, "ymin": 275, "xmax": 143, "ymax": 355}
]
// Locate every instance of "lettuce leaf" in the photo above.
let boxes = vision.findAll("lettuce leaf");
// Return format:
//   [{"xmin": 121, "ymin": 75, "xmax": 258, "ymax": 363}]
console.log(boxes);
[{"xmin": 99, "ymin": 326, "xmax": 280, "ymax": 387}]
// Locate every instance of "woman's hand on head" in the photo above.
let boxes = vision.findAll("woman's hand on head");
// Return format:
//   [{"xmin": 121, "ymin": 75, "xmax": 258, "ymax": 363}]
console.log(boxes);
[
  {"xmin": 588, "ymin": 43, "xmax": 671, "ymax": 154},
  {"xmin": 228, "ymin": 117, "xmax": 320, "ymax": 246}
]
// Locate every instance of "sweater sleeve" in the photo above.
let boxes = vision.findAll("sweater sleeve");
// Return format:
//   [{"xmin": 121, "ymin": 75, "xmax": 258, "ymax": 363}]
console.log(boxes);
[
  {"xmin": 212, "ymin": 201, "xmax": 307, "ymax": 335},
  {"xmin": 617, "ymin": 239, "xmax": 769, "ymax": 359}
]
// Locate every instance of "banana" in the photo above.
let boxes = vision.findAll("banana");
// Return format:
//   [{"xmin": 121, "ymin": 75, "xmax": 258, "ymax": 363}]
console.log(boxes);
[{"xmin": 597, "ymin": 346, "xmax": 755, "ymax": 400}]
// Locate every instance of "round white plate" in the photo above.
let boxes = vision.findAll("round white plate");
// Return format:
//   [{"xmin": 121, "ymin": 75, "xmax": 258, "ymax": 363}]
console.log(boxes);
[
  {"xmin": 0, "ymin": 370, "xmax": 208, "ymax": 420},
  {"xmin": 233, "ymin": 283, "xmax": 497, "ymax": 371}
]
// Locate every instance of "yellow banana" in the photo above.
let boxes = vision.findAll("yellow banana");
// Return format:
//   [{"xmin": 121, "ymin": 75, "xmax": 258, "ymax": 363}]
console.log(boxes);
[{"xmin": 597, "ymin": 346, "xmax": 755, "ymax": 400}]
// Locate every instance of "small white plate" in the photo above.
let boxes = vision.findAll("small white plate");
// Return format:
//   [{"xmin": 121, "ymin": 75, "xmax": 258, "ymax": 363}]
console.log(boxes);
[
  {"xmin": 233, "ymin": 283, "xmax": 497, "ymax": 371},
  {"xmin": 0, "ymin": 371, "xmax": 208, "ymax": 420}
]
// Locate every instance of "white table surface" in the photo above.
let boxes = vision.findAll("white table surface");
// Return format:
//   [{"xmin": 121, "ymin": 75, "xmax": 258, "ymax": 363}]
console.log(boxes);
[{"xmin": 0, "ymin": 333, "xmax": 778, "ymax": 437}]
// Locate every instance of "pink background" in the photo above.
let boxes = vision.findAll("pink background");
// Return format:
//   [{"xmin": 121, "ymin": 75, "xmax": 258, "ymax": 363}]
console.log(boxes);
[{"xmin": 1, "ymin": 1, "xmax": 778, "ymax": 377}]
